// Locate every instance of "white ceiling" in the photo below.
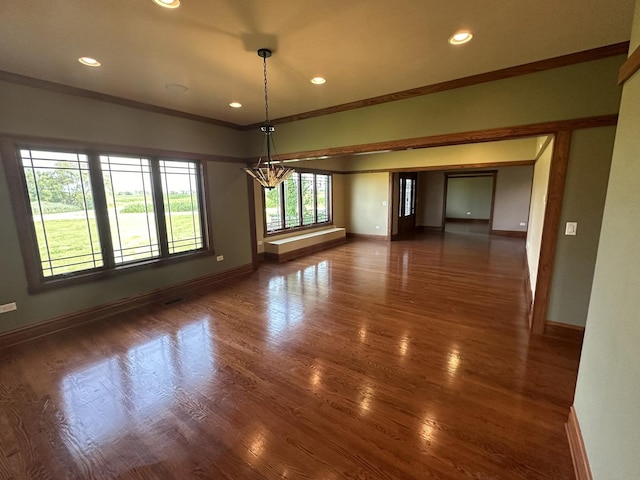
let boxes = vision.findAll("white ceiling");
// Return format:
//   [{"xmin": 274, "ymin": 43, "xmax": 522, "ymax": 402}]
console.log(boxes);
[{"xmin": 0, "ymin": 0, "xmax": 635, "ymax": 127}]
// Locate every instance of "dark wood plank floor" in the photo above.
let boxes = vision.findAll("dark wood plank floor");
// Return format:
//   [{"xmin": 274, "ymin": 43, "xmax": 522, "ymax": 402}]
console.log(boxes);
[{"xmin": 0, "ymin": 232, "xmax": 582, "ymax": 480}]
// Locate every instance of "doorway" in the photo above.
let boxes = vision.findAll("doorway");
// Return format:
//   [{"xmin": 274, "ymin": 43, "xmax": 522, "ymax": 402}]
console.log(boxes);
[
  {"xmin": 397, "ymin": 173, "xmax": 417, "ymax": 238},
  {"xmin": 443, "ymin": 171, "xmax": 496, "ymax": 235}
]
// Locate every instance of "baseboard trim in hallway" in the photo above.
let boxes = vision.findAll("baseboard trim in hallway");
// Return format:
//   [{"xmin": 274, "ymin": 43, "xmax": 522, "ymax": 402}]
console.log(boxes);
[{"xmin": 566, "ymin": 406, "xmax": 593, "ymax": 480}]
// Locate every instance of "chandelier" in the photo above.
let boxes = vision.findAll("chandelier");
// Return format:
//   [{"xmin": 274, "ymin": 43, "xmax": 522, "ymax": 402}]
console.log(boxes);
[{"xmin": 244, "ymin": 48, "xmax": 294, "ymax": 189}]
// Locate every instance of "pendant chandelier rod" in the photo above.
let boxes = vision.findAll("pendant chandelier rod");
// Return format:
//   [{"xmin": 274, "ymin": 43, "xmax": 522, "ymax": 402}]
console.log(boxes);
[
  {"xmin": 244, "ymin": 48, "xmax": 295, "ymax": 190},
  {"xmin": 261, "ymin": 48, "xmax": 271, "ymax": 129}
]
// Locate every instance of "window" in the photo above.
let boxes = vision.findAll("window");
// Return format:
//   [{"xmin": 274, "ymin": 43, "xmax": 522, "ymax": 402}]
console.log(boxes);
[
  {"xmin": 399, "ymin": 175, "xmax": 416, "ymax": 217},
  {"xmin": 22, "ymin": 150, "xmax": 102, "ymax": 277},
  {"xmin": 264, "ymin": 171, "xmax": 332, "ymax": 234},
  {"xmin": 11, "ymin": 144, "xmax": 211, "ymax": 290}
]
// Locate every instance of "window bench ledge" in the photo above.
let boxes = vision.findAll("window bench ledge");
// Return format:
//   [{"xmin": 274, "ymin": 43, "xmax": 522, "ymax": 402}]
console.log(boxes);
[{"xmin": 264, "ymin": 227, "xmax": 346, "ymax": 263}]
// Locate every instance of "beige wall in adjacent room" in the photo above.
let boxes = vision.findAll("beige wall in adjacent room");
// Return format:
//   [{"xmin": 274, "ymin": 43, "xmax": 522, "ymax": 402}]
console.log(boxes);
[
  {"xmin": 344, "ymin": 172, "xmax": 390, "ymax": 237},
  {"xmin": 391, "ymin": 173, "xmax": 400, "ymax": 236},
  {"xmin": 526, "ymin": 138, "xmax": 554, "ymax": 299},
  {"xmin": 492, "ymin": 166, "xmax": 534, "ymax": 232},
  {"xmin": 574, "ymin": 2, "xmax": 640, "ymax": 476},
  {"xmin": 416, "ymin": 171, "xmax": 445, "ymax": 228},
  {"xmin": 332, "ymin": 174, "xmax": 346, "ymax": 229}
]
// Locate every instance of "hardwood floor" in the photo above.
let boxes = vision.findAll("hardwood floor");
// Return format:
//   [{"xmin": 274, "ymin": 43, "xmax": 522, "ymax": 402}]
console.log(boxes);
[{"xmin": 0, "ymin": 232, "xmax": 582, "ymax": 480}]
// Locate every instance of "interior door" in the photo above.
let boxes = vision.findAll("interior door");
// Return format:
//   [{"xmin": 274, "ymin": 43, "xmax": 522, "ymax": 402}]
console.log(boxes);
[{"xmin": 398, "ymin": 173, "xmax": 417, "ymax": 238}]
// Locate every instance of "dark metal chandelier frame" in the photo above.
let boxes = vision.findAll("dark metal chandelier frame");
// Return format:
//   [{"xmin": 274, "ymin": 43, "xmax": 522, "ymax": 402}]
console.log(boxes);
[{"xmin": 244, "ymin": 48, "xmax": 294, "ymax": 189}]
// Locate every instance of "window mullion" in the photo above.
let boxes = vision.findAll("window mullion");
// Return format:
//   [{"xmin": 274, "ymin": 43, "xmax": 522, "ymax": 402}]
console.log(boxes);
[
  {"xmin": 279, "ymin": 183, "xmax": 286, "ymax": 230},
  {"xmin": 329, "ymin": 174, "xmax": 333, "ymax": 222},
  {"xmin": 197, "ymin": 162, "xmax": 210, "ymax": 249},
  {"xmin": 88, "ymin": 153, "xmax": 115, "ymax": 269},
  {"xmin": 297, "ymin": 173, "xmax": 303, "ymax": 226},
  {"xmin": 313, "ymin": 174, "xmax": 318, "ymax": 223},
  {"xmin": 150, "ymin": 158, "xmax": 169, "ymax": 257}
]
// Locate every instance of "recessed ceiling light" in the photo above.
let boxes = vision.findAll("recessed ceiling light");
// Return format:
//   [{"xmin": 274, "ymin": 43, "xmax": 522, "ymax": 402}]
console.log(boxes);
[
  {"xmin": 449, "ymin": 31, "xmax": 473, "ymax": 45},
  {"xmin": 229, "ymin": 102, "xmax": 242, "ymax": 108},
  {"xmin": 78, "ymin": 57, "xmax": 101, "ymax": 67},
  {"xmin": 165, "ymin": 83, "xmax": 188, "ymax": 93},
  {"xmin": 152, "ymin": 0, "xmax": 180, "ymax": 8},
  {"xmin": 310, "ymin": 77, "xmax": 326, "ymax": 85}
]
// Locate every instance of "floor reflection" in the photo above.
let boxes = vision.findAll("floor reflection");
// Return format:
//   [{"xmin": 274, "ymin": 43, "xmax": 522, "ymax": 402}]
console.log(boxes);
[
  {"xmin": 359, "ymin": 382, "xmax": 376, "ymax": 415},
  {"xmin": 60, "ymin": 317, "xmax": 216, "ymax": 459},
  {"xmin": 310, "ymin": 362, "xmax": 322, "ymax": 391},
  {"xmin": 399, "ymin": 333, "xmax": 410, "ymax": 357},
  {"xmin": 126, "ymin": 333, "xmax": 175, "ymax": 412},
  {"xmin": 265, "ymin": 261, "xmax": 331, "ymax": 343},
  {"xmin": 61, "ymin": 356, "xmax": 128, "ymax": 448},
  {"xmin": 420, "ymin": 413, "xmax": 439, "ymax": 447},
  {"xmin": 446, "ymin": 345, "xmax": 461, "ymax": 384}
]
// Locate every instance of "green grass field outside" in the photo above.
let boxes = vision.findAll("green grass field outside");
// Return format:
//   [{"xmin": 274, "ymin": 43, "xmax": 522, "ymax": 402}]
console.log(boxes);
[{"xmin": 34, "ymin": 194, "xmax": 201, "ymax": 276}]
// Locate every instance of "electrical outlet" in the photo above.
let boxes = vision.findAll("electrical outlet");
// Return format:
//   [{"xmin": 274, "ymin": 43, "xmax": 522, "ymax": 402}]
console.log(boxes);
[
  {"xmin": 466, "ymin": 212, "xmax": 471, "ymax": 215},
  {"xmin": 257, "ymin": 240, "xmax": 263, "ymax": 246},
  {"xmin": 0, "ymin": 302, "xmax": 17, "ymax": 314},
  {"xmin": 520, "ymin": 222, "xmax": 526, "ymax": 227},
  {"xmin": 375, "ymin": 225, "xmax": 381, "ymax": 230},
  {"xmin": 382, "ymin": 201, "xmax": 388, "ymax": 206},
  {"xmin": 216, "ymin": 255, "xmax": 224, "ymax": 262}
]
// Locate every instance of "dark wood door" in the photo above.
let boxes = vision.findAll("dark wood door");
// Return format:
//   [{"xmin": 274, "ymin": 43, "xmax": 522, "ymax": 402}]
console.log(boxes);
[{"xmin": 398, "ymin": 173, "xmax": 417, "ymax": 238}]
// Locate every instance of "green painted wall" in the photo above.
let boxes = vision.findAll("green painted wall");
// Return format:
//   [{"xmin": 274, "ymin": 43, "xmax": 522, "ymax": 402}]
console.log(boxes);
[
  {"xmin": 574, "ymin": 2, "xmax": 640, "ymax": 477},
  {"xmin": 0, "ymin": 81, "xmax": 245, "ymax": 157},
  {"xmin": 0, "ymin": 83, "xmax": 252, "ymax": 334},
  {"xmin": 446, "ymin": 176, "xmax": 493, "ymax": 219},
  {"xmin": 255, "ymin": 55, "xmax": 625, "ymax": 154},
  {"xmin": 547, "ymin": 127, "xmax": 616, "ymax": 327}
]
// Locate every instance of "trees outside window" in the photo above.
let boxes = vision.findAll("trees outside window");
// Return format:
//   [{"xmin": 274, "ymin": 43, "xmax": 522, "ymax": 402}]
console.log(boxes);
[
  {"xmin": 12, "ymin": 146, "xmax": 210, "ymax": 290},
  {"xmin": 264, "ymin": 171, "xmax": 332, "ymax": 234}
]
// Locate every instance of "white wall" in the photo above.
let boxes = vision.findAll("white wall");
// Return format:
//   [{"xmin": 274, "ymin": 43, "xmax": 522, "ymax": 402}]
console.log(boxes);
[
  {"xmin": 574, "ymin": 2, "xmax": 640, "ymax": 477},
  {"xmin": 526, "ymin": 138, "xmax": 554, "ymax": 298}
]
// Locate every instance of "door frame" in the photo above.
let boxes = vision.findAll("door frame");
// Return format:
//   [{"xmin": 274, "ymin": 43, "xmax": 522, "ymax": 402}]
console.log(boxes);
[
  {"xmin": 442, "ymin": 170, "xmax": 497, "ymax": 232},
  {"xmin": 396, "ymin": 172, "xmax": 418, "ymax": 239}
]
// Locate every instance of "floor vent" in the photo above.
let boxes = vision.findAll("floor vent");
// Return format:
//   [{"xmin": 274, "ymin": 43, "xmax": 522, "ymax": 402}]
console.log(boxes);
[{"xmin": 163, "ymin": 297, "xmax": 184, "ymax": 306}]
